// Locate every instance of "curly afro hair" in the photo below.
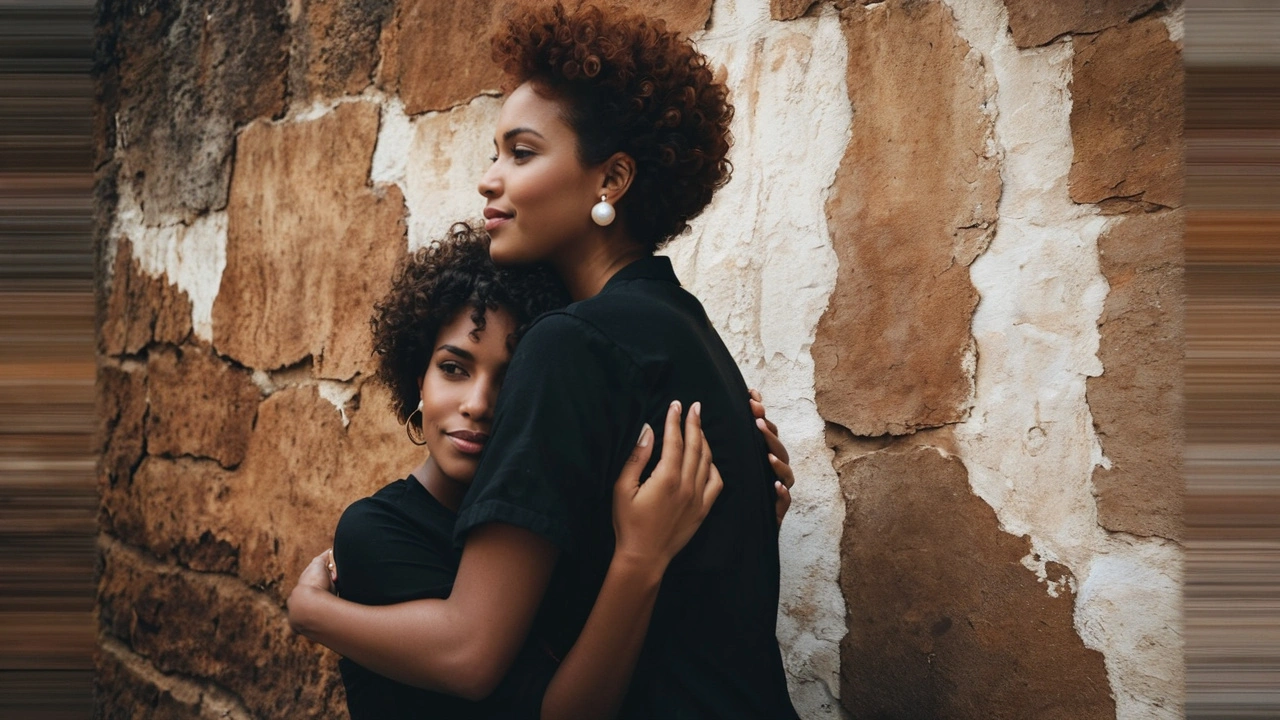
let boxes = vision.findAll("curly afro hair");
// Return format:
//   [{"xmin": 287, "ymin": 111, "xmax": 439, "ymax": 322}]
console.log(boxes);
[
  {"xmin": 370, "ymin": 223, "xmax": 570, "ymax": 423},
  {"xmin": 492, "ymin": 2, "xmax": 734, "ymax": 251}
]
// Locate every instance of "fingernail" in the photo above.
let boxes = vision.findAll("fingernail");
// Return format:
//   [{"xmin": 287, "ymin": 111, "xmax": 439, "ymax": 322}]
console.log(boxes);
[
  {"xmin": 768, "ymin": 453, "xmax": 777, "ymax": 462},
  {"xmin": 692, "ymin": 401, "xmax": 701, "ymax": 417},
  {"xmin": 757, "ymin": 417, "xmax": 767, "ymax": 430},
  {"xmin": 671, "ymin": 400, "xmax": 681, "ymax": 413},
  {"xmin": 637, "ymin": 423, "xmax": 652, "ymax": 448}
]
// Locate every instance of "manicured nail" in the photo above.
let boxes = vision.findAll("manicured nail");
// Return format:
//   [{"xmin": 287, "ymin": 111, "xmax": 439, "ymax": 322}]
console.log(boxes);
[
  {"xmin": 692, "ymin": 401, "xmax": 701, "ymax": 417},
  {"xmin": 637, "ymin": 423, "xmax": 652, "ymax": 448},
  {"xmin": 757, "ymin": 417, "xmax": 767, "ymax": 431},
  {"xmin": 671, "ymin": 400, "xmax": 681, "ymax": 413}
]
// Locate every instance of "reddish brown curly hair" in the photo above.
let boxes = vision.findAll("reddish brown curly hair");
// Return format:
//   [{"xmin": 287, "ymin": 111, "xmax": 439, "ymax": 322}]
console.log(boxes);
[
  {"xmin": 370, "ymin": 223, "xmax": 569, "ymax": 423},
  {"xmin": 492, "ymin": 2, "xmax": 733, "ymax": 251}
]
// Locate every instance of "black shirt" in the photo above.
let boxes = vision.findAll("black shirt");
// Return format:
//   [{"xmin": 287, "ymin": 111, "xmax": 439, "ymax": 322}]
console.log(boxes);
[
  {"xmin": 333, "ymin": 478, "xmax": 556, "ymax": 720},
  {"xmin": 456, "ymin": 256, "xmax": 799, "ymax": 719}
]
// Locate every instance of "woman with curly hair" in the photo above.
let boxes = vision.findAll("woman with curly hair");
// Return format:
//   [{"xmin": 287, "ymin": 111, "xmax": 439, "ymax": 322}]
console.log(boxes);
[
  {"xmin": 290, "ymin": 4, "xmax": 799, "ymax": 718},
  {"xmin": 291, "ymin": 224, "xmax": 786, "ymax": 718}
]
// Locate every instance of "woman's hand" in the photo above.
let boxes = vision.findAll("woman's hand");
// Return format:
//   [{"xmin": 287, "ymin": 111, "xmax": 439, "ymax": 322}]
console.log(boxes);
[
  {"xmin": 612, "ymin": 400, "xmax": 724, "ymax": 569},
  {"xmin": 749, "ymin": 389, "xmax": 795, "ymax": 527},
  {"xmin": 287, "ymin": 549, "xmax": 337, "ymax": 636}
]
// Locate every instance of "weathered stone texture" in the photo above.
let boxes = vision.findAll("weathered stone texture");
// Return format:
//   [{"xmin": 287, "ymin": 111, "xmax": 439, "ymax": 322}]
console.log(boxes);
[
  {"xmin": 99, "ymin": 0, "xmax": 287, "ymax": 223},
  {"xmin": 813, "ymin": 0, "xmax": 1000, "ymax": 437},
  {"xmin": 771, "ymin": 0, "xmax": 819, "ymax": 22},
  {"xmin": 96, "ymin": 365, "xmax": 147, "ymax": 485},
  {"xmin": 378, "ymin": 0, "xmax": 713, "ymax": 115},
  {"xmin": 101, "ymin": 240, "xmax": 193, "ymax": 356},
  {"xmin": 213, "ymin": 102, "xmax": 406, "ymax": 379},
  {"xmin": 145, "ymin": 344, "xmax": 259, "ymax": 469},
  {"xmin": 227, "ymin": 383, "xmax": 421, "ymax": 602},
  {"xmin": 97, "ymin": 540, "xmax": 345, "ymax": 719},
  {"xmin": 290, "ymin": 0, "xmax": 395, "ymax": 102},
  {"xmin": 836, "ymin": 443, "xmax": 1115, "ymax": 719},
  {"xmin": 1003, "ymin": 0, "xmax": 1159, "ymax": 48},
  {"xmin": 1089, "ymin": 210, "xmax": 1184, "ymax": 540},
  {"xmin": 115, "ymin": 457, "xmax": 239, "ymax": 574},
  {"xmin": 97, "ymin": 640, "xmax": 253, "ymax": 720},
  {"xmin": 1069, "ymin": 15, "xmax": 1184, "ymax": 211},
  {"xmin": 377, "ymin": 0, "xmax": 506, "ymax": 115}
]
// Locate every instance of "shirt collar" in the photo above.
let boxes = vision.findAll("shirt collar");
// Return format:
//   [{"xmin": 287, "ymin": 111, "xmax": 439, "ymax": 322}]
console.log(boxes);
[{"xmin": 602, "ymin": 254, "xmax": 680, "ymax": 290}]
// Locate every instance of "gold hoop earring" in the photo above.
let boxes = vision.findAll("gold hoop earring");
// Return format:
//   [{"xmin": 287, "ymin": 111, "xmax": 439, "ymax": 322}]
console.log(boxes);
[{"xmin": 405, "ymin": 400, "xmax": 427, "ymax": 446}]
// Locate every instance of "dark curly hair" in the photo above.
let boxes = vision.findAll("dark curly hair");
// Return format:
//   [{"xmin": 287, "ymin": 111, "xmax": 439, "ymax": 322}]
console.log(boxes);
[
  {"xmin": 370, "ymin": 223, "xmax": 569, "ymax": 423},
  {"xmin": 492, "ymin": 2, "xmax": 733, "ymax": 251}
]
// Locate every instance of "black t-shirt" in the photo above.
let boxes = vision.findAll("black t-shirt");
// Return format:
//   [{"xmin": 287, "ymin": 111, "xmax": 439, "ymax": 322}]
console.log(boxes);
[
  {"xmin": 456, "ymin": 256, "xmax": 799, "ymax": 720},
  {"xmin": 333, "ymin": 478, "xmax": 556, "ymax": 720}
]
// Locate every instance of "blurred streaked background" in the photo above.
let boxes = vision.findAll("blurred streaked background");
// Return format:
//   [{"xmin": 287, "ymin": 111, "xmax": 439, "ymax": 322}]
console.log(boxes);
[{"xmin": 0, "ymin": 0, "xmax": 1275, "ymax": 717}]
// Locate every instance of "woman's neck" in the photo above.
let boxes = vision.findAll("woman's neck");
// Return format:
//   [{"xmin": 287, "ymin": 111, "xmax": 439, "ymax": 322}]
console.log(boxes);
[
  {"xmin": 553, "ymin": 232, "xmax": 649, "ymax": 301},
  {"xmin": 411, "ymin": 457, "xmax": 466, "ymax": 512}
]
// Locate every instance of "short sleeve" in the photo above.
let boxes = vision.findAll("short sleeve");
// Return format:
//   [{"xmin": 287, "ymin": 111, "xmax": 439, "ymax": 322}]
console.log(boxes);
[{"xmin": 454, "ymin": 313, "xmax": 644, "ymax": 552}]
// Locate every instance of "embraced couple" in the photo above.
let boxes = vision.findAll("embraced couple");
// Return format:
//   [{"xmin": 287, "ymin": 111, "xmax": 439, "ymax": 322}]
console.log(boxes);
[{"xmin": 286, "ymin": 4, "xmax": 801, "ymax": 718}]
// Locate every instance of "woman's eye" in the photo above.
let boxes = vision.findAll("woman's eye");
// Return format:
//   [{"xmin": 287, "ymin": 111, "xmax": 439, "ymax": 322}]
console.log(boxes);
[
  {"xmin": 488, "ymin": 154, "xmax": 498, "ymax": 163},
  {"xmin": 439, "ymin": 361, "xmax": 467, "ymax": 377},
  {"xmin": 512, "ymin": 148, "xmax": 534, "ymax": 161}
]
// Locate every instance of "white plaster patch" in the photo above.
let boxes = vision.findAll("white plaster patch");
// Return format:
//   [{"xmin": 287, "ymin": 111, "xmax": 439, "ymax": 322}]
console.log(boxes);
[
  {"xmin": 1077, "ymin": 544, "xmax": 1185, "ymax": 720},
  {"xmin": 380, "ymin": 96, "xmax": 502, "ymax": 250},
  {"xmin": 945, "ymin": 0, "xmax": 1183, "ymax": 717},
  {"xmin": 677, "ymin": 3, "xmax": 851, "ymax": 717},
  {"xmin": 318, "ymin": 379, "xmax": 360, "ymax": 427},
  {"xmin": 110, "ymin": 183, "xmax": 228, "ymax": 343}
]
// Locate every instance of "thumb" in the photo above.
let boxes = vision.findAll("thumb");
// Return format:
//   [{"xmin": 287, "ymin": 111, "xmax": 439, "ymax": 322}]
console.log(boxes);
[{"xmin": 616, "ymin": 423, "xmax": 654, "ymax": 494}]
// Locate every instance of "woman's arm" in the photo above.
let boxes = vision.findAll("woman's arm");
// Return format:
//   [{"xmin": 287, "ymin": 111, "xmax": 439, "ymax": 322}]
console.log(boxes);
[{"xmin": 288, "ymin": 522, "xmax": 558, "ymax": 700}]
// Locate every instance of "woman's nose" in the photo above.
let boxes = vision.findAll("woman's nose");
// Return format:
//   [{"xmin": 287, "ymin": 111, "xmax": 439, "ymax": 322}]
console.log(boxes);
[
  {"xmin": 478, "ymin": 164, "xmax": 500, "ymax": 198},
  {"xmin": 460, "ymin": 382, "xmax": 495, "ymax": 420}
]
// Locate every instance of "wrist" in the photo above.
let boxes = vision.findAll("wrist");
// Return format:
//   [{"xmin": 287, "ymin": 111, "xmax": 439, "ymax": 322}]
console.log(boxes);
[
  {"xmin": 287, "ymin": 584, "xmax": 326, "ymax": 637},
  {"xmin": 608, "ymin": 548, "xmax": 668, "ymax": 588}
]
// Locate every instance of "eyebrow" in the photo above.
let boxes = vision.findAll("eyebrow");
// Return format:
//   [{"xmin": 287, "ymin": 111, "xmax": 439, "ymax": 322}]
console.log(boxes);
[
  {"xmin": 436, "ymin": 344, "xmax": 474, "ymax": 361},
  {"xmin": 502, "ymin": 127, "xmax": 545, "ymax": 142}
]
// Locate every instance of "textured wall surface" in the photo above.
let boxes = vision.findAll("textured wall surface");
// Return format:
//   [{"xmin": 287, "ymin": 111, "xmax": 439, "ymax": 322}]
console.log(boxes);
[{"xmin": 93, "ymin": 0, "xmax": 1185, "ymax": 717}]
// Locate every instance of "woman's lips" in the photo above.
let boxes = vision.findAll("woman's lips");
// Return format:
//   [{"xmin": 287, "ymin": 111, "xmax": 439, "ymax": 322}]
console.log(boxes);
[
  {"xmin": 446, "ymin": 431, "xmax": 488, "ymax": 455},
  {"xmin": 484, "ymin": 216, "xmax": 510, "ymax": 232}
]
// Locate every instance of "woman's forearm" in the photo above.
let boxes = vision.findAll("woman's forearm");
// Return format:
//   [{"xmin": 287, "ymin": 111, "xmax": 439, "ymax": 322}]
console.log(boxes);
[
  {"xmin": 539, "ymin": 551, "xmax": 665, "ymax": 720},
  {"xmin": 288, "ymin": 585, "xmax": 488, "ymax": 698}
]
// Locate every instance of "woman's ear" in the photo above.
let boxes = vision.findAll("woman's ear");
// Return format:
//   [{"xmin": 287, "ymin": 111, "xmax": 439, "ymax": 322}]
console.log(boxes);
[{"xmin": 599, "ymin": 152, "xmax": 636, "ymax": 203}]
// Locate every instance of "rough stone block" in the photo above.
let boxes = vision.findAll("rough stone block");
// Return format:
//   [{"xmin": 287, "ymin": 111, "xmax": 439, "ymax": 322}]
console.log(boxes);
[
  {"xmin": 100, "ymin": 240, "xmax": 194, "ymax": 357},
  {"xmin": 213, "ymin": 102, "xmax": 406, "ymax": 379},
  {"xmin": 378, "ymin": 0, "xmax": 713, "ymax": 115},
  {"xmin": 226, "ymin": 382, "xmax": 422, "ymax": 602},
  {"xmin": 145, "ymin": 344, "xmax": 260, "ymax": 469},
  {"xmin": 1003, "ymin": 0, "xmax": 1159, "ymax": 48},
  {"xmin": 97, "ymin": 540, "xmax": 346, "ymax": 720},
  {"xmin": 98, "ymin": 364, "xmax": 147, "ymax": 537},
  {"xmin": 814, "ymin": 0, "xmax": 1001, "ymax": 436},
  {"xmin": 377, "ymin": 0, "xmax": 506, "ymax": 115},
  {"xmin": 836, "ymin": 442, "xmax": 1115, "ymax": 719},
  {"xmin": 290, "ymin": 0, "xmax": 395, "ymax": 102},
  {"xmin": 96, "ymin": 640, "xmax": 253, "ymax": 720},
  {"xmin": 1089, "ymin": 210, "xmax": 1184, "ymax": 540},
  {"xmin": 115, "ymin": 457, "xmax": 240, "ymax": 575},
  {"xmin": 1069, "ymin": 15, "xmax": 1183, "ymax": 211},
  {"xmin": 771, "ymin": 0, "xmax": 819, "ymax": 21},
  {"xmin": 101, "ymin": 0, "xmax": 288, "ymax": 223}
]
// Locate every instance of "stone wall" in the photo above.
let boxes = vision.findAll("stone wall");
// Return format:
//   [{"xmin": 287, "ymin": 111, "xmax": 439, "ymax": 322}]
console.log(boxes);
[{"xmin": 93, "ymin": 0, "xmax": 1184, "ymax": 717}]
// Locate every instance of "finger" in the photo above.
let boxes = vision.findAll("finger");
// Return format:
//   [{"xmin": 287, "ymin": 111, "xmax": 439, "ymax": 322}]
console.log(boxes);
[
  {"xmin": 680, "ymin": 402, "xmax": 705, "ymax": 496},
  {"xmin": 657, "ymin": 401, "xmax": 684, "ymax": 477},
  {"xmin": 327, "ymin": 548, "xmax": 338, "ymax": 583},
  {"xmin": 749, "ymin": 396, "xmax": 766, "ymax": 420},
  {"xmin": 749, "ymin": 388, "xmax": 762, "ymax": 403},
  {"xmin": 696, "ymin": 429, "xmax": 712, "ymax": 496},
  {"xmin": 775, "ymin": 481, "xmax": 792, "ymax": 527},
  {"xmin": 768, "ymin": 453, "xmax": 794, "ymax": 489},
  {"xmin": 616, "ymin": 423, "xmax": 655, "ymax": 494},
  {"xmin": 757, "ymin": 418, "xmax": 789, "ymax": 464}
]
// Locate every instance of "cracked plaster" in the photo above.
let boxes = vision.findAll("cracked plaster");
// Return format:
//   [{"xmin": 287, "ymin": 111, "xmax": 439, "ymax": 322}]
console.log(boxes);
[{"xmin": 945, "ymin": 0, "xmax": 1183, "ymax": 717}]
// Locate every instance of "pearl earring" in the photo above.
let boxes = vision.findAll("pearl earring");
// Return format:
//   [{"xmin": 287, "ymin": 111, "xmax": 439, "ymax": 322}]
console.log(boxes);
[{"xmin": 591, "ymin": 195, "xmax": 615, "ymax": 227}]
